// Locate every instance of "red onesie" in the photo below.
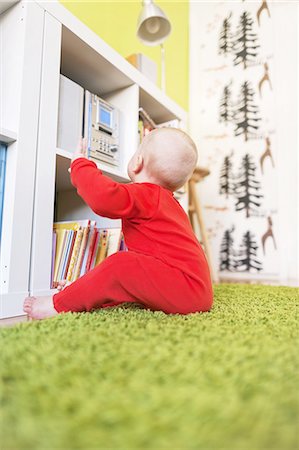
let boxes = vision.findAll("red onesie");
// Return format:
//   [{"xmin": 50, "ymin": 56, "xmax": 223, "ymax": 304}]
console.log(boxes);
[{"xmin": 53, "ymin": 158, "xmax": 213, "ymax": 315}]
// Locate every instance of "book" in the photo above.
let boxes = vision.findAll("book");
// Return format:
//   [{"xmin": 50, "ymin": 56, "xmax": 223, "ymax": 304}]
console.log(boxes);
[
  {"xmin": 57, "ymin": 230, "xmax": 72, "ymax": 282},
  {"xmin": 90, "ymin": 230, "xmax": 101, "ymax": 270},
  {"xmin": 53, "ymin": 228, "xmax": 67, "ymax": 285},
  {"xmin": 106, "ymin": 228, "xmax": 123, "ymax": 257},
  {"xmin": 73, "ymin": 221, "xmax": 91, "ymax": 280},
  {"xmin": 63, "ymin": 230, "xmax": 76, "ymax": 280},
  {"xmin": 61, "ymin": 230, "xmax": 74, "ymax": 281},
  {"xmin": 85, "ymin": 228, "xmax": 98, "ymax": 273},
  {"xmin": 68, "ymin": 228, "xmax": 84, "ymax": 282},
  {"xmin": 96, "ymin": 229, "xmax": 109, "ymax": 265},
  {"xmin": 80, "ymin": 221, "xmax": 96, "ymax": 276}
]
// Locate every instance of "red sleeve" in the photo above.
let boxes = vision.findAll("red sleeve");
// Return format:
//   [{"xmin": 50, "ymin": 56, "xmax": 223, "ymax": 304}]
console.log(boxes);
[{"xmin": 70, "ymin": 158, "xmax": 159, "ymax": 220}]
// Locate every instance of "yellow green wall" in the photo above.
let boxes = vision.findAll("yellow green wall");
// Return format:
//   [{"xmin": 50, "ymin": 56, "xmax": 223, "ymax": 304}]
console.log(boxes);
[{"xmin": 59, "ymin": 1, "xmax": 189, "ymax": 111}]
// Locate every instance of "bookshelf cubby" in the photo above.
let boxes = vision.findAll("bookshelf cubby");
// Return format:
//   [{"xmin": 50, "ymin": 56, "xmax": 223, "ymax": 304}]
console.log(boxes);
[{"xmin": 0, "ymin": 0, "xmax": 187, "ymax": 318}]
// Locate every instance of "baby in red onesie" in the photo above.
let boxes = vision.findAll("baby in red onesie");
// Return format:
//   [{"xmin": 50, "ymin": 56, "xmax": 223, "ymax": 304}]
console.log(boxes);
[{"xmin": 24, "ymin": 128, "xmax": 213, "ymax": 320}]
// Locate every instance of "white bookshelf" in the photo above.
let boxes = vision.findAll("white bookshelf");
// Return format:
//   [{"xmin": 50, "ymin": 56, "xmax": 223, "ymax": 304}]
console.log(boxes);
[{"xmin": 0, "ymin": 0, "xmax": 188, "ymax": 318}]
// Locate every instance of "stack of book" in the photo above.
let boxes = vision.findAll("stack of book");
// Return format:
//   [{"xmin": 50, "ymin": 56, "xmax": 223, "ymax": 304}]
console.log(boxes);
[{"xmin": 51, "ymin": 220, "xmax": 126, "ymax": 288}]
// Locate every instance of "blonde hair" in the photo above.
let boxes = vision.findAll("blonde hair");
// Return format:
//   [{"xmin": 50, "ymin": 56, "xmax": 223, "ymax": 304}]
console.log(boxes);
[{"xmin": 140, "ymin": 128, "xmax": 198, "ymax": 191}]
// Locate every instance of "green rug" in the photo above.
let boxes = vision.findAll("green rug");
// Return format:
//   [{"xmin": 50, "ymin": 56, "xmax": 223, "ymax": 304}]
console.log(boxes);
[{"xmin": 1, "ymin": 284, "xmax": 298, "ymax": 450}]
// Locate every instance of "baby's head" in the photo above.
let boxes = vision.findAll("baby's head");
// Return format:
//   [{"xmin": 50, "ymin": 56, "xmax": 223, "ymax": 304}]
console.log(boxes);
[{"xmin": 127, "ymin": 128, "xmax": 198, "ymax": 191}]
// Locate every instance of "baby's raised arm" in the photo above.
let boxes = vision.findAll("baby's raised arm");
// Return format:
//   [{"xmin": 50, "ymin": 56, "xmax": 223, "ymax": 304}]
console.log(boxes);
[{"xmin": 70, "ymin": 158, "xmax": 159, "ymax": 221}]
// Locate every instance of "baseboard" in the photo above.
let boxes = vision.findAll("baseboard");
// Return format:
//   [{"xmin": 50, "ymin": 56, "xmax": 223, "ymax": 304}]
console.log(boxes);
[
  {"xmin": 0, "ymin": 315, "xmax": 28, "ymax": 327},
  {"xmin": 1, "ymin": 292, "xmax": 28, "ymax": 319}
]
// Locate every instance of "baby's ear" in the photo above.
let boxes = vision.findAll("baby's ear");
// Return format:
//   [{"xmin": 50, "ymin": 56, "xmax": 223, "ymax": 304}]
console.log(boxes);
[{"xmin": 133, "ymin": 154, "xmax": 144, "ymax": 174}]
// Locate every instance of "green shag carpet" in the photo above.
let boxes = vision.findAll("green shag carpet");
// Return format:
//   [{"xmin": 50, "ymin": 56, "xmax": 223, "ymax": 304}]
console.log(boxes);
[{"xmin": 1, "ymin": 284, "xmax": 298, "ymax": 450}]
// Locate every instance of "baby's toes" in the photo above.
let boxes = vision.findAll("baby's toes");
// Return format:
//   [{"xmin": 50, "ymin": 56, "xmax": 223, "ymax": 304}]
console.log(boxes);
[{"xmin": 57, "ymin": 280, "xmax": 67, "ymax": 290}]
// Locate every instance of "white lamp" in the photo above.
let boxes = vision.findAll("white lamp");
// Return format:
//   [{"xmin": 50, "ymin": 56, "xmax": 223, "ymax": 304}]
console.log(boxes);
[{"xmin": 137, "ymin": 0, "xmax": 171, "ymax": 92}]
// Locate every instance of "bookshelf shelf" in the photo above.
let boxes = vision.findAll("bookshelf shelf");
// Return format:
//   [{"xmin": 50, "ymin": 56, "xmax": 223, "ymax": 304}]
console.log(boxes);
[
  {"xmin": 0, "ymin": 0, "xmax": 19, "ymax": 15},
  {"xmin": 55, "ymin": 151, "xmax": 129, "ymax": 192},
  {"xmin": 0, "ymin": 128, "xmax": 17, "ymax": 144},
  {"xmin": 0, "ymin": 0, "xmax": 187, "ymax": 318}
]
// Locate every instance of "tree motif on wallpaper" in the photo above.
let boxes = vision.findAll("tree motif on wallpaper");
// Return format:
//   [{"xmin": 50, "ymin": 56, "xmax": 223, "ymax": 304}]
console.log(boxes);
[
  {"xmin": 234, "ymin": 230, "xmax": 263, "ymax": 272},
  {"xmin": 219, "ymin": 227, "xmax": 263, "ymax": 273},
  {"xmin": 219, "ymin": 153, "xmax": 234, "ymax": 198},
  {"xmin": 233, "ymin": 11, "xmax": 260, "ymax": 69},
  {"xmin": 234, "ymin": 81, "xmax": 261, "ymax": 141},
  {"xmin": 219, "ymin": 12, "xmax": 233, "ymax": 56},
  {"xmin": 219, "ymin": 83, "xmax": 234, "ymax": 124},
  {"xmin": 234, "ymin": 154, "xmax": 263, "ymax": 218},
  {"xmin": 219, "ymin": 226, "xmax": 236, "ymax": 271}
]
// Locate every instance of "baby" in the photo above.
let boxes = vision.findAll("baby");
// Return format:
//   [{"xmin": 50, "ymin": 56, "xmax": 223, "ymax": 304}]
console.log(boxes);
[{"xmin": 23, "ymin": 128, "xmax": 213, "ymax": 319}]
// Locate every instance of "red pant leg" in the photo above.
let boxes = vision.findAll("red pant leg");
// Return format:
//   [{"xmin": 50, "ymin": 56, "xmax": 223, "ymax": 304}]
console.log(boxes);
[{"xmin": 53, "ymin": 251, "xmax": 213, "ymax": 314}]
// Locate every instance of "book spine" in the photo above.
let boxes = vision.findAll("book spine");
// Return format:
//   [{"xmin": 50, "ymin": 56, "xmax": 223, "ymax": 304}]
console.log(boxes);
[
  {"xmin": 64, "ymin": 231, "xmax": 76, "ymax": 280},
  {"xmin": 89, "ymin": 231, "xmax": 100, "ymax": 270},
  {"xmin": 73, "ymin": 224, "xmax": 90, "ymax": 280},
  {"xmin": 66, "ymin": 228, "xmax": 83, "ymax": 282},
  {"xmin": 98, "ymin": 229, "xmax": 108, "ymax": 264},
  {"xmin": 60, "ymin": 230, "xmax": 72, "ymax": 281},
  {"xmin": 85, "ymin": 229, "xmax": 98, "ymax": 273},
  {"xmin": 80, "ymin": 221, "xmax": 96, "ymax": 276},
  {"xmin": 106, "ymin": 228, "xmax": 122, "ymax": 257},
  {"xmin": 54, "ymin": 230, "xmax": 67, "ymax": 285}
]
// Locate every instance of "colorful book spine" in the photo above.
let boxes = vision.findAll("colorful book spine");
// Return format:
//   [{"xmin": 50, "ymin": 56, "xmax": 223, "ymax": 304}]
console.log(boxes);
[
  {"xmin": 53, "ymin": 229, "xmax": 67, "ymax": 287},
  {"xmin": 73, "ymin": 223, "xmax": 90, "ymax": 280},
  {"xmin": 89, "ymin": 230, "xmax": 101, "ymax": 270},
  {"xmin": 106, "ymin": 228, "xmax": 122, "ymax": 257},
  {"xmin": 64, "ymin": 231, "xmax": 76, "ymax": 280},
  {"xmin": 80, "ymin": 221, "xmax": 96, "ymax": 276},
  {"xmin": 67, "ymin": 228, "xmax": 84, "ymax": 282},
  {"xmin": 58, "ymin": 230, "xmax": 72, "ymax": 282},
  {"xmin": 97, "ymin": 229, "xmax": 109, "ymax": 265},
  {"xmin": 51, "ymin": 222, "xmax": 126, "ymax": 286},
  {"xmin": 85, "ymin": 228, "xmax": 98, "ymax": 273}
]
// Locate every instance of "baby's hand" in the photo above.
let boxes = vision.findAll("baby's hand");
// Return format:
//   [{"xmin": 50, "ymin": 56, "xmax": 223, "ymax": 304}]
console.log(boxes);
[
  {"xmin": 69, "ymin": 138, "xmax": 88, "ymax": 173},
  {"xmin": 72, "ymin": 137, "xmax": 88, "ymax": 162}
]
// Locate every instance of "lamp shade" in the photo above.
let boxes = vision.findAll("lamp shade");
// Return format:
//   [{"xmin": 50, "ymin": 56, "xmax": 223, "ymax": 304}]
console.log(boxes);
[{"xmin": 137, "ymin": 1, "xmax": 171, "ymax": 46}]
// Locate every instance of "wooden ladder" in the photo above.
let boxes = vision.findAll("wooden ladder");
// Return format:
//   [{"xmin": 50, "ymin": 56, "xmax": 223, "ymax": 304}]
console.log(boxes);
[{"xmin": 188, "ymin": 167, "xmax": 219, "ymax": 283}]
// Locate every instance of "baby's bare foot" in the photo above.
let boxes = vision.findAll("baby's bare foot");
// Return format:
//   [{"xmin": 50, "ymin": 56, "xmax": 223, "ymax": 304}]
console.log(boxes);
[{"xmin": 23, "ymin": 296, "xmax": 58, "ymax": 320}]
